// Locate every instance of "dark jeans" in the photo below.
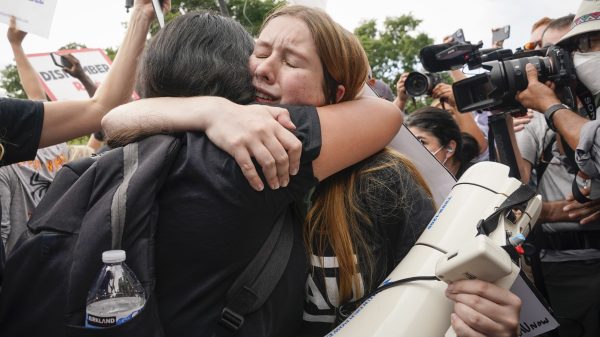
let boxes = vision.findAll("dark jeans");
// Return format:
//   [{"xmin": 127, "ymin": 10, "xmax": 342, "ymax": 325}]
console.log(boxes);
[{"xmin": 542, "ymin": 259, "xmax": 600, "ymax": 337}]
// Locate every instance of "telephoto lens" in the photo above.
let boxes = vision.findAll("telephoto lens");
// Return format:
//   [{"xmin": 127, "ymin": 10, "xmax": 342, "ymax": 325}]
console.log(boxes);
[{"xmin": 405, "ymin": 72, "xmax": 441, "ymax": 97}]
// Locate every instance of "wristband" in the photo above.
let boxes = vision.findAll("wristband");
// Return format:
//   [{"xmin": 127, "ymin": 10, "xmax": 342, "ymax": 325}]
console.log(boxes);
[{"xmin": 544, "ymin": 103, "xmax": 569, "ymax": 131}]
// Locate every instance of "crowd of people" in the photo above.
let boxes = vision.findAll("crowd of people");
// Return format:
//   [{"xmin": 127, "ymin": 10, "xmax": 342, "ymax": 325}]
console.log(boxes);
[{"xmin": 0, "ymin": 0, "xmax": 598, "ymax": 336}]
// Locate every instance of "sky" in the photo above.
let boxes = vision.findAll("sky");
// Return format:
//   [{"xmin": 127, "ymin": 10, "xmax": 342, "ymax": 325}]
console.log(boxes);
[{"xmin": 0, "ymin": 0, "xmax": 580, "ymax": 72}]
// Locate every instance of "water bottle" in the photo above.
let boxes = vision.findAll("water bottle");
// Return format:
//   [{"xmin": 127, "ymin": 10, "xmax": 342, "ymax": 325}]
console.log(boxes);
[{"xmin": 85, "ymin": 250, "xmax": 146, "ymax": 328}]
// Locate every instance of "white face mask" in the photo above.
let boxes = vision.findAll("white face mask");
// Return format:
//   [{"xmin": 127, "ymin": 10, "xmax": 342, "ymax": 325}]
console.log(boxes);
[
  {"xmin": 573, "ymin": 51, "xmax": 600, "ymax": 95},
  {"xmin": 431, "ymin": 145, "xmax": 449, "ymax": 166}
]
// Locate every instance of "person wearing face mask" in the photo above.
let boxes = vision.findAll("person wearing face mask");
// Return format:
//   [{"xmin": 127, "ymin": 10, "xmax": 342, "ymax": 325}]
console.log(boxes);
[
  {"xmin": 516, "ymin": 2, "xmax": 600, "ymax": 336},
  {"xmin": 406, "ymin": 107, "xmax": 480, "ymax": 179}
]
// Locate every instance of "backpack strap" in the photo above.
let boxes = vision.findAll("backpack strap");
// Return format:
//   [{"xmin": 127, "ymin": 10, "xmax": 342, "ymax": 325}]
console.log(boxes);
[
  {"xmin": 111, "ymin": 142, "xmax": 139, "ymax": 250},
  {"xmin": 109, "ymin": 136, "xmax": 181, "ymax": 250},
  {"xmin": 215, "ymin": 208, "xmax": 295, "ymax": 336}
]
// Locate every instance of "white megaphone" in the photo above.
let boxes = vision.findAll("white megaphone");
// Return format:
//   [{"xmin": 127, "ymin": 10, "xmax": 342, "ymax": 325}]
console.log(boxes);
[{"xmin": 326, "ymin": 161, "xmax": 542, "ymax": 337}]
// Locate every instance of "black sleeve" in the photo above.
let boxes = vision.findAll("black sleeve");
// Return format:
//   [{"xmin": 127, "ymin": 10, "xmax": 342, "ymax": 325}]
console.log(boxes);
[
  {"xmin": 0, "ymin": 98, "xmax": 44, "ymax": 166},
  {"xmin": 260, "ymin": 105, "xmax": 321, "ymax": 202}
]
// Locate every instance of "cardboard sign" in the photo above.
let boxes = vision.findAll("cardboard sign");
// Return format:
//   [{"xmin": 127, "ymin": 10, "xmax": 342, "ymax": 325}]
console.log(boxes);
[
  {"xmin": 388, "ymin": 127, "xmax": 456, "ymax": 206},
  {"xmin": 510, "ymin": 274, "xmax": 560, "ymax": 337},
  {"xmin": 26, "ymin": 48, "xmax": 114, "ymax": 101},
  {"xmin": 362, "ymin": 83, "xmax": 456, "ymax": 206},
  {"xmin": 0, "ymin": 0, "xmax": 58, "ymax": 38}
]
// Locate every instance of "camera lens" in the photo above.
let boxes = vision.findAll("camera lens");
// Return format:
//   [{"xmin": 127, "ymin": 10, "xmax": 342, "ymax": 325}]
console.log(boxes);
[{"xmin": 405, "ymin": 72, "xmax": 430, "ymax": 97}]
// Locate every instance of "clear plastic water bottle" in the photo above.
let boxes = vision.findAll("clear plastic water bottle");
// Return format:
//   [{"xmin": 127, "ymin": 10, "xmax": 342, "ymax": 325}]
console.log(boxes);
[{"xmin": 85, "ymin": 250, "xmax": 146, "ymax": 328}]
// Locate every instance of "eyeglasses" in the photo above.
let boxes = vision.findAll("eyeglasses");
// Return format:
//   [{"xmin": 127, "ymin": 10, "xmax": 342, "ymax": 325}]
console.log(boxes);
[
  {"xmin": 523, "ymin": 40, "xmax": 542, "ymax": 50},
  {"xmin": 576, "ymin": 33, "xmax": 600, "ymax": 53}
]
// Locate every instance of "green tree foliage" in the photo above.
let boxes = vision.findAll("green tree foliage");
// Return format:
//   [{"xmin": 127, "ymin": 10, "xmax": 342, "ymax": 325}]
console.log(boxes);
[
  {"xmin": 0, "ymin": 65, "xmax": 26, "ymax": 99},
  {"xmin": 59, "ymin": 42, "xmax": 87, "ymax": 50},
  {"xmin": 172, "ymin": 0, "xmax": 284, "ymax": 36},
  {"xmin": 354, "ymin": 14, "xmax": 433, "ymax": 86},
  {"xmin": 104, "ymin": 47, "xmax": 117, "ymax": 61}
]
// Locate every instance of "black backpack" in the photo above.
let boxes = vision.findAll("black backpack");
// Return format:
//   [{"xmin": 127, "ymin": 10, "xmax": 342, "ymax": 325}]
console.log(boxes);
[{"xmin": 0, "ymin": 134, "xmax": 293, "ymax": 337}]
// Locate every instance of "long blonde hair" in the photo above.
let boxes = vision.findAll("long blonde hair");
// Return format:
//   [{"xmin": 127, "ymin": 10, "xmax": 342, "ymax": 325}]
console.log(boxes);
[
  {"xmin": 264, "ymin": 6, "xmax": 427, "ymax": 304},
  {"xmin": 305, "ymin": 148, "xmax": 433, "ymax": 303}
]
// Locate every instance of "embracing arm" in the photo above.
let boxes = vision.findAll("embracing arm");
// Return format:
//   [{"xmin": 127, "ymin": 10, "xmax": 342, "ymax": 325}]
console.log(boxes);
[
  {"xmin": 38, "ymin": 0, "xmax": 169, "ymax": 148},
  {"xmin": 313, "ymin": 97, "xmax": 402, "ymax": 180},
  {"xmin": 103, "ymin": 95, "xmax": 402, "ymax": 187}
]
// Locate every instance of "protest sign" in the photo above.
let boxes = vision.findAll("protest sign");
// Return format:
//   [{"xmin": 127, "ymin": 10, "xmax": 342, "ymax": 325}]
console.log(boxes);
[
  {"xmin": 0, "ymin": 0, "xmax": 58, "ymax": 38},
  {"xmin": 26, "ymin": 48, "xmax": 124, "ymax": 101},
  {"xmin": 388, "ymin": 127, "xmax": 456, "ymax": 206}
]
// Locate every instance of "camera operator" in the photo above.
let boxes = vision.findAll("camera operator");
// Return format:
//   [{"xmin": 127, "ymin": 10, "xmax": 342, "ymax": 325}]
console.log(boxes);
[{"xmin": 516, "ymin": 3, "xmax": 600, "ymax": 336}]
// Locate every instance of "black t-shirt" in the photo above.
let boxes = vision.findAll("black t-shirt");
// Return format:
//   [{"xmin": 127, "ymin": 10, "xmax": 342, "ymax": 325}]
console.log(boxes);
[
  {"xmin": 0, "ymin": 98, "xmax": 44, "ymax": 167},
  {"xmin": 300, "ymin": 153, "xmax": 436, "ymax": 336},
  {"xmin": 155, "ymin": 105, "xmax": 321, "ymax": 337}
]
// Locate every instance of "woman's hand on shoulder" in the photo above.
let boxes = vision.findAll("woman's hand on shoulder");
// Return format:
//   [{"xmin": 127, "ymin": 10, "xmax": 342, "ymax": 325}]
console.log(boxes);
[
  {"xmin": 446, "ymin": 279, "xmax": 521, "ymax": 337},
  {"xmin": 205, "ymin": 103, "xmax": 302, "ymax": 192}
]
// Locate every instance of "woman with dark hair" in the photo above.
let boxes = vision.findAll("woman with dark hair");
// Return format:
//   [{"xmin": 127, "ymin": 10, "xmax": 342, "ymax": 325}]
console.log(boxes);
[{"xmin": 407, "ymin": 107, "xmax": 481, "ymax": 178}]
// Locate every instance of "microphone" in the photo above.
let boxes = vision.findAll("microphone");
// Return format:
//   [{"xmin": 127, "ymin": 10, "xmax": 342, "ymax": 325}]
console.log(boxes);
[{"xmin": 420, "ymin": 43, "xmax": 478, "ymax": 73}]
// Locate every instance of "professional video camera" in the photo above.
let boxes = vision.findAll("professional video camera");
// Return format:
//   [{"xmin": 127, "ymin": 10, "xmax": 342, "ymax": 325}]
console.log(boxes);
[
  {"xmin": 405, "ymin": 72, "xmax": 442, "ymax": 97},
  {"xmin": 419, "ymin": 41, "xmax": 577, "ymax": 115}
]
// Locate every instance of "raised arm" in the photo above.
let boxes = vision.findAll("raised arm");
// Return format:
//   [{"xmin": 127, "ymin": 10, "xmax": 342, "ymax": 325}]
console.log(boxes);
[
  {"xmin": 38, "ymin": 0, "xmax": 170, "ymax": 147},
  {"xmin": 62, "ymin": 53, "xmax": 98, "ymax": 98},
  {"xmin": 7, "ymin": 17, "xmax": 46, "ymax": 101},
  {"xmin": 431, "ymin": 83, "xmax": 488, "ymax": 155}
]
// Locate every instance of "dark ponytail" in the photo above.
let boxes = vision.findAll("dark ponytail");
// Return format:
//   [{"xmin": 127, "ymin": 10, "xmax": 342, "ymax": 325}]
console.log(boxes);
[{"xmin": 406, "ymin": 107, "xmax": 480, "ymax": 178}]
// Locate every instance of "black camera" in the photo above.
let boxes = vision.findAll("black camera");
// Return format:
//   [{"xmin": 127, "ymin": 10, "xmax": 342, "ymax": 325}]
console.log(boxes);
[
  {"xmin": 419, "ymin": 42, "xmax": 577, "ymax": 114},
  {"xmin": 405, "ymin": 72, "xmax": 442, "ymax": 97}
]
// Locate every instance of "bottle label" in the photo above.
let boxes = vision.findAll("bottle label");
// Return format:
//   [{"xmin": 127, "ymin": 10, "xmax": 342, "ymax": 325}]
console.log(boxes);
[
  {"xmin": 85, "ymin": 297, "xmax": 144, "ymax": 328},
  {"xmin": 86, "ymin": 314, "xmax": 117, "ymax": 328}
]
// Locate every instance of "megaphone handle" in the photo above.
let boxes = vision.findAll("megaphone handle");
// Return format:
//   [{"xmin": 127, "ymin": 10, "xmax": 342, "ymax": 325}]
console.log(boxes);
[{"xmin": 445, "ymin": 326, "xmax": 457, "ymax": 337}]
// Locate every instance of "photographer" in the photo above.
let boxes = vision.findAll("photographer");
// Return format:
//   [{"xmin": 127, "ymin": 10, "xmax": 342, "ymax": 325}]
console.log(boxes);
[
  {"xmin": 515, "ymin": 2, "xmax": 600, "ymax": 336},
  {"xmin": 395, "ymin": 72, "xmax": 488, "ymax": 164}
]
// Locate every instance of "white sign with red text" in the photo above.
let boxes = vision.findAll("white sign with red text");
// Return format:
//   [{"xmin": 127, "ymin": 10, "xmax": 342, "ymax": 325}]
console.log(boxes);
[
  {"xmin": 0, "ymin": 0, "xmax": 58, "ymax": 38},
  {"xmin": 27, "ymin": 48, "xmax": 113, "ymax": 101}
]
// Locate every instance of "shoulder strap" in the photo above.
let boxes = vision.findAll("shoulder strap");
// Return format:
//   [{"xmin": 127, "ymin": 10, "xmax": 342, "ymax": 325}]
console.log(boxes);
[
  {"xmin": 477, "ymin": 184, "xmax": 537, "ymax": 236},
  {"xmin": 215, "ymin": 208, "xmax": 295, "ymax": 336},
  {"xmin": 111, "ymin": 143, "xmax": 139, "ymax": 249},
  {"xmin": 536, "ymin": 134, "xmax": 556, "ymax": 186},
  {"xmin": 109, "ymin": 135, "xmax": 181, "ymax": 249}
]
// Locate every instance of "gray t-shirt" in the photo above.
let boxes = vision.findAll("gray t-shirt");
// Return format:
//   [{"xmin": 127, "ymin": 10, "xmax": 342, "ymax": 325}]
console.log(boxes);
[
  {"xmin": 0, "ymin": 143, "xmax": 68, "ymax": 253},
  {"xmin": 516, "ymin": 113, "xmax": 600, "ymax": 261},
  {"xmin": 515, "ymin": 112, "xmax": 555, "ymax": 170}
]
